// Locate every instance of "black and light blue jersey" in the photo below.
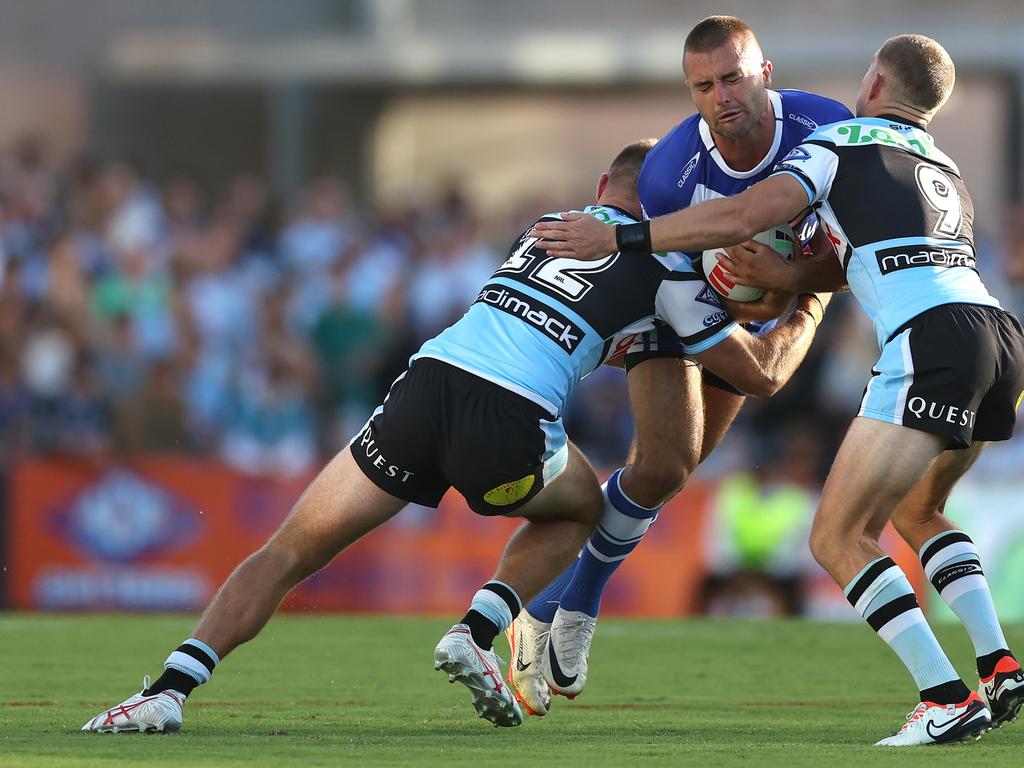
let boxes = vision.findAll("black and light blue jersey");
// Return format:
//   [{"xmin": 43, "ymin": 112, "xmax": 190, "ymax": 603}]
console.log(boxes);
[
  {"xmin": 638, "ymin": 89, "xmax": 852, "ymax": 228},
  {"xmin": 772, "ymin": 116, "xmax": 1000, "ymax": 346},
  {"xmin": 413, "ymin": 205, "xmax": 738, "ymax": 414}
]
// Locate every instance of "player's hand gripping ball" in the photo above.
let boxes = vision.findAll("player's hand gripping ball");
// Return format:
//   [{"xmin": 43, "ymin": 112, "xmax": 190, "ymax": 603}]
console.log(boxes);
[{"xmin": 701, "ymin": 224, "xmax": 796, "ymax": 302}]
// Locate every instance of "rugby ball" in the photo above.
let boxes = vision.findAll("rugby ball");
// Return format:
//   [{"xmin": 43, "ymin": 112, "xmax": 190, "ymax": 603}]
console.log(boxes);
[{"xmin": 701, "ymin": 225, "xmax": 797, "ymax": 302}]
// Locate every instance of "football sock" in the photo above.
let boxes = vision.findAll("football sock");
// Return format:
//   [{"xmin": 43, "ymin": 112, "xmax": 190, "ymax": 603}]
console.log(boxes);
[
  {"xmin": 918, "ymin": 530, "xmax": 1013, "ymax": 678},
  {"xmin": 558, "ymin": 468, "xmax": 660, "ymax": 618},
  {"xmin": 977, "ymin": 649, "xmax": 1018, "ymax": 680},
  {"xmin": 144, "ymin": 638, "xmax": 220, "ymax": 698},
  {"xmin": 461, "ymin": 580, "xmax": 522, "ymax": 650},
  {"xmin": 524, "ymin": 558, "xmax": 577, "ymax": 624},
  {"xmin": 845, "ymin": 556, "xmax": 966, "ymax": 704}
]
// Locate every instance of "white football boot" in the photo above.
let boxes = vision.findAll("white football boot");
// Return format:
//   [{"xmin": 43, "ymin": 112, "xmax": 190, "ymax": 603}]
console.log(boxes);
[
  {"xmin": 874, "ymin": 692, "xmax": 991, "ymax": 746},
  {"xmin": 81, "ymin": 676, "xmax": 184, "ymax": 734},
  {"xmin": 434, "ymin": 624, "xmax": 523, "ymax": 727},
  {"xmin": 504, "ymin": 612, "xmax": 552, "ymax": 716},
  {"xmin": 542, "ymin": 608, "xmax": 596, "ymax": 699},
  {"xmin": 978, "ymin": 656, "xmax": 1024, "ymax": 727}
]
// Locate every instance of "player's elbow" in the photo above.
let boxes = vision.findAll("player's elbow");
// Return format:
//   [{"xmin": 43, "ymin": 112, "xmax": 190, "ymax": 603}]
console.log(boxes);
[{"xmin": 729, "ymin": 206, "xmax": 763, "ymax": 245}]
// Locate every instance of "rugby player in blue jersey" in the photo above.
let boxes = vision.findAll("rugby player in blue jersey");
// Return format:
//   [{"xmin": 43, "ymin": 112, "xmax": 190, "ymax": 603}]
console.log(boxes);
[
  {"xmin": 83, "ymin": 141, "xmax": 829, "ymax": 733},
  {"xmin": 534, "ymin": 34, "xmax": 1024, "ymax": 746},
  {"xmin": 507, "ymin": 15, "xmax": 850, "ymax": 715}
]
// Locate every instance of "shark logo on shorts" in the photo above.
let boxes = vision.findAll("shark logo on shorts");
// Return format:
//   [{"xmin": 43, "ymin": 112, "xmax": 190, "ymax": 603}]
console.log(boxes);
[{"xmin": 484, "ymin": 475, "xmax": 535, "ymax": 507}]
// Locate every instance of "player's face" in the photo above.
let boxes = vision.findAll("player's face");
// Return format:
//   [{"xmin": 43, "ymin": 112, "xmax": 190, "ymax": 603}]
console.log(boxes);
[{"xmin": 684, "ymin": 39, "xmax": 771, "ymax": 140}]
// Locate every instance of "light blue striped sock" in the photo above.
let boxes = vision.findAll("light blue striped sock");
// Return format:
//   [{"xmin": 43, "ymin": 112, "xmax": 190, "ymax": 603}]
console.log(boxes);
[
  {"xmin": 845, "ymin": 556, "xmax": 959, "ymax": 692},
  {"xmin": 920, "ymin": 530, "xmax": 1009, "ymax": 659}
]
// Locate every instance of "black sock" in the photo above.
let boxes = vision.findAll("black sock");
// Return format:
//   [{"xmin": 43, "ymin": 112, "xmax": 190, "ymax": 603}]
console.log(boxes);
[
  {"xmin": 977, "ymin": 649, "xmax": 1014, "ymax": 679},
  {"xmin": 458, "ymin": 581, "xmax": 522, "ymax": 651},
  {"xmin": 919, "ymin": 679, "xmax": 972, "ymax": 705},
  {"xmin": 460, "ymin": 610, "xmax": 500, "ymax": 650},
  {"xmin": 143, "ymin": 668, "xmax": 199, "ymax": 698}
]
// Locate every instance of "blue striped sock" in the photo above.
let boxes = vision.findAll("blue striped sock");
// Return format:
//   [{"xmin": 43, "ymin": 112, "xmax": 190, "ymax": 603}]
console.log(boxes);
[{"xmin": 558, "ymin": 469, "xmax": 660, "ymax": 618}]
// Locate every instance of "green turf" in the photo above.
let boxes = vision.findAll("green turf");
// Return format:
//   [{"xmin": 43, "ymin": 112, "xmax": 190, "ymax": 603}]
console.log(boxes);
[{"xmin": 1, "ymin": 615, "xmax": 1021, "ymax": 766}]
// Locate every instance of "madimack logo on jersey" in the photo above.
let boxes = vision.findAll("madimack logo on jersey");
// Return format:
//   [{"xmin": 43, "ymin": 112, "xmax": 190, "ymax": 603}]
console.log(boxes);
[
  {"xmin": 475, "ymin": 284, "xmax": 582, "ymax": 352},
  {"xmin": 875, "ymin": 245, "xmax": 976, "ymax": 275}
]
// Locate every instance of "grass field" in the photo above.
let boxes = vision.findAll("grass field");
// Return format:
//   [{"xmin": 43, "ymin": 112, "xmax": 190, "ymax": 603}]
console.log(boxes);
[{"xmin": 1, "ymin": 614, "xmax": 1021, "ymax": 767}]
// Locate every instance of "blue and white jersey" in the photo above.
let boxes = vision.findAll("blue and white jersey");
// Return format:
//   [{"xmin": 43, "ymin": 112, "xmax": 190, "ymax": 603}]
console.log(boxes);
[
  {"xmin": 413, "ymin": 205, "xmax": 738, "ymax": 414},
  {"xmin": 771, "ymin": 116, "xmax": 1001, "ymax": 346},
  {"xmin": 639, "ymin": 89, "xmax": 852, "ymax": 230}
]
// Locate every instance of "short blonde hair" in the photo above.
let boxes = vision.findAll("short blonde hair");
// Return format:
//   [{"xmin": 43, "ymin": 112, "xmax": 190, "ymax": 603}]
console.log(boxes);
[
  {"xmin": 607, "ymin": 138, "xmax": 658, "ymax": 189},
  {"xmin": 877, "ymin": 34, "xmax": 955, "ymax": 113}
]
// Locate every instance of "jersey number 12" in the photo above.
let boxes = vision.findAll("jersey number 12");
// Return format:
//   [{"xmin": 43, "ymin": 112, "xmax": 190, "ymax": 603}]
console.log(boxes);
[{"xmin": 499, "ymin": 236, "xmax": 619, "ymax": 302}]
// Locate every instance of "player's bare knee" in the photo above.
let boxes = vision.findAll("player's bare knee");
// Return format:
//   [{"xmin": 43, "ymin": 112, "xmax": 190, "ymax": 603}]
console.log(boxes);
[
  {"xmin": 808, "ymin": 525, "xmax": 849, "ymax": 570},
  {"xmin": 891, "ymin": 503, "xmax": 943, "ymax": 540},
  {"xmin": 627, "ymin": 453, "xmax": 694, "ymax": 505}
]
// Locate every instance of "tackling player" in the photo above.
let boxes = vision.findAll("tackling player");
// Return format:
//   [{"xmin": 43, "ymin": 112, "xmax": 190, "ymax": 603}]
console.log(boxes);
[
  {"xmin": 533, "ymin": 35, "xmax": 1024, "ymax": 746},
  {"xmin": 506, "ymin": 15, "xmax": 850, "ymax": 714},
  {"xmin": 82, "ymin": 140, "xmax": 829, "ymax": 734}
]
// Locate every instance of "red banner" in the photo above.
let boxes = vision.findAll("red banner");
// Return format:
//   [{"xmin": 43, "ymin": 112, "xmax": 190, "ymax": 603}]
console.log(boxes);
[
  {"xmin": 5, "ymin": 458, "xmax": 922, "ymax": 616},
  {"xmin": 5, "ymin": 458, "xmax": 713, "ymax": 615}
]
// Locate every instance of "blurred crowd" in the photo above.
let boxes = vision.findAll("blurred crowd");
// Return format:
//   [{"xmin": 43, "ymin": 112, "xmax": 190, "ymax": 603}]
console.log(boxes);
[
  {"xmin": 0, "ymin": 137, "xmax": 505, "ymax": 475},
  {"xmin": 2, "ymin": 135, "xmax": 1024, "ymax": 489}
]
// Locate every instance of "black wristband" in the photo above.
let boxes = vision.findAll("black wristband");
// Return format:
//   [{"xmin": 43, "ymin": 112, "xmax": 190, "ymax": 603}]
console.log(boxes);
[
  {"xmin": 798, "ymin": 293, "xmax": 825, "ymax": 315},
  {"xmin": 794, "ymin": 307, "xmax": 819, "ymax": 328},
  {"xmin": 616, "ymin": 221, "xmax": 652, "ymax": 253}
]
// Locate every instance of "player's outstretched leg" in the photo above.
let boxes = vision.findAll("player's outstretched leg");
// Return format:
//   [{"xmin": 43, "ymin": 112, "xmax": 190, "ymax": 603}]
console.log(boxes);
[
  {"xmin": 891, "ymin": 445, "xmax": 1024, "ymax": 728},
  {"xmin": 437, "ymin": 441, "xmax": 601, "ymax": 725},
  {"xmin": 83, "ymin": 447, "xmax": 407, "ymax": 734},
  {"xmin": 809, "ymin": 418, "xmax": 991, "ymax": 746}
]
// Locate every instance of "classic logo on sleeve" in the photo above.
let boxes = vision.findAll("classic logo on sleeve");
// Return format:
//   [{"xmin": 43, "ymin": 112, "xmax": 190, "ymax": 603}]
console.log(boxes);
[
  {"xmin": 787, "ymin": 113, "xmax": 818, "ymax": 131},
  {"xmin": 677, "ymin": 151, "xmax": 701, "ymax": 188}
]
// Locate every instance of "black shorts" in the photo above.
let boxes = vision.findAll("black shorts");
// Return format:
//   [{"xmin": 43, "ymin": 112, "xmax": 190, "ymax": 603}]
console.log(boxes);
[
  {"xmin": 350, "ymin": 358, "xmax": 569, "ymax": 515},
  {"xmin": 858, "ymin": 303, "xmax": 1024, "ymax": 448},
  {"xmin": 623, "ymin": 321, "xmax": 745, "ymax": 396}
]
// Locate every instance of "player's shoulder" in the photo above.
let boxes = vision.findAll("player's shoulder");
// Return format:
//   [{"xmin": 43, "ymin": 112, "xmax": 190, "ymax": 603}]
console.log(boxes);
[
  {"xmin": 638, "ymin": 114, "xmax": 707, "ymax": 216},
  {"xmin": 536, "ymin": 205, "xmax": 637, "ymax": 226},
  {"xmin": 801, "ymin": 117, "xmax": 960, "ymax": 172},
  {"xmin": 640, "ymin": 114, "xmax": 704, "ymax": 177},
  {"xmin": 777, "ymin": 89, "xmax": 853, "ymax": 132}
]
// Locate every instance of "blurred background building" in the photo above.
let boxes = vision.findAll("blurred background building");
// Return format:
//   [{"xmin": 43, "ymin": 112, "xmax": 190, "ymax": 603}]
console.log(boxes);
[{"xmin": 2, "ymin": 0, "xmax": 1023, "ymax": 619}]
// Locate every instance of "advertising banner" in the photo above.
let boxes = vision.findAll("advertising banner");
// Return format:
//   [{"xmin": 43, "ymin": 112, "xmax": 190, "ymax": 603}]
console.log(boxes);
[
  {"xmin": 6, "ymin": 459, "xmax": 712, "ymax": 615},
  {"xmin": 6, "ymin": 458, "xmax": 933, "ymax": 617}
]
